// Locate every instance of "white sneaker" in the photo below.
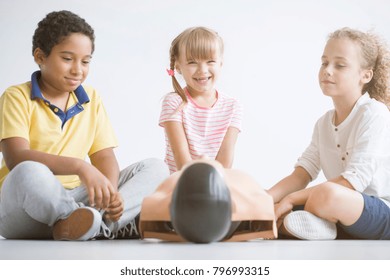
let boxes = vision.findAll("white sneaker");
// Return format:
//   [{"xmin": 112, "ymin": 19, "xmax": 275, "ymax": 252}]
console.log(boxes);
[
  {"xmin": 53, "ymin": 207, "xmax": 102, "ymax": 241},
  {"xmin": 283, "ymin": 210, "xmax": 337, "ymax": 240}
]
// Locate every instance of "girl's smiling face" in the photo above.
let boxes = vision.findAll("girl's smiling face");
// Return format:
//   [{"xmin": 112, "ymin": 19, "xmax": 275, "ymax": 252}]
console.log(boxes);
[{"xmin": 175, "ymin": 45, "xmax": 223, "ymax": 98}]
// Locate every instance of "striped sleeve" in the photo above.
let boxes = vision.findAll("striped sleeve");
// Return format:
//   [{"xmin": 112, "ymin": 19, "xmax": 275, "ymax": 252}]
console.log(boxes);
[
  {"xmin": 229, "ymin": 98, "xmax": 243, "ymax": 132},
  {"xmin": 159, "ymin": 93, "xmax": 183, "ymax": 126}
]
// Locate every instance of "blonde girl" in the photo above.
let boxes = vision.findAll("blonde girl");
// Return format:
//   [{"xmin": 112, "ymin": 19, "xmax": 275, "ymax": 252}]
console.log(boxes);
[
  {"xmin": 269, "ymin": 27, "xmax": 390, "ymax": 240},
  {"xmin": 159, "ymin": 27, "xmax": 243, "ymax": 173}
]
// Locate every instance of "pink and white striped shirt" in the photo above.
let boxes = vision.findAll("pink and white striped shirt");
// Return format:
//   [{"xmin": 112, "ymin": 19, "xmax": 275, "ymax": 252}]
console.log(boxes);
[{"xmin": 159, "ymin": 90, "xmax": 243, "ymax": 173}]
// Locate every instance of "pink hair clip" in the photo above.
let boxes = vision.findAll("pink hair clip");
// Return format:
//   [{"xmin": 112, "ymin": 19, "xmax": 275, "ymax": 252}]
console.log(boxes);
[{"xmin": 166, "ymin": 69, "xmax": 175, "ymax": 76}]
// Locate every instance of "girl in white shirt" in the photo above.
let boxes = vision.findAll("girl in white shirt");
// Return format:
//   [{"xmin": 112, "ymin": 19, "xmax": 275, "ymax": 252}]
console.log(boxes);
[
  {"xmin": 159, "ymin": 27, "xmax": 243, "ymax": 174},
  {"xmin": 268, "ymin": 27, "xmax": 390, "ymax": 240}
]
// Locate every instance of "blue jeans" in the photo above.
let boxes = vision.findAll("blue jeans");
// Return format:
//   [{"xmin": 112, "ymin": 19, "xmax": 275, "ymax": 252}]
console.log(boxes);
[{"xmin": 0, "ymin": 158, "xmax": 169, "ymax": 239}]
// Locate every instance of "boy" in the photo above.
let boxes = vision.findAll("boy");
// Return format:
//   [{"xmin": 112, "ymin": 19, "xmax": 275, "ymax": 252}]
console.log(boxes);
[{"xmin": 0, "ymin": 10, "xmax": 168, "ymax": 240}]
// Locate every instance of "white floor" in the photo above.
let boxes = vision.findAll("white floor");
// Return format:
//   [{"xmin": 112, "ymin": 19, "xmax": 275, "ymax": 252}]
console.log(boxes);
[{"xmin": 1, "ymin": 238, "xmax": 389, "ymax": 260}]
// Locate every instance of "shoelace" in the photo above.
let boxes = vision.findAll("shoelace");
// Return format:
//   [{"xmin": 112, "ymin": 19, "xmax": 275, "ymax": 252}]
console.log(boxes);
[
  {"xmin": 99, "ymin": 222, "xmax": 113, "ymax": 239},
  {"xmin": 98, "ymin": 219, "xmax": 139, "ymax": 240},
  {"xmin": 113, "ymin": 219, "xmax": 139, "ymax": 239}
]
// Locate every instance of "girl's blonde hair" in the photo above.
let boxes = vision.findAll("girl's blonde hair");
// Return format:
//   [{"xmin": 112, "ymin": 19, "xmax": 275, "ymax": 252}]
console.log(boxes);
[
  {"xmin": 168, "ymin": 26, "xmax": 224, "ymax": 104},
  {"xmin": 329, "ymin": 27, "xmax": 390, "ymax": 108}
]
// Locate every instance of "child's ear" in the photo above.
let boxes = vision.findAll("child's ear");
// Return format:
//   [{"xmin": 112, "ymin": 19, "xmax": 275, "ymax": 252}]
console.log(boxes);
[
  {"xmin": 362, "ymin": 69, "xmax": 373, "ymax": 84},
  {"xmin": 33, "ymin": 48, "xmax": 46, "ymax": 66}
]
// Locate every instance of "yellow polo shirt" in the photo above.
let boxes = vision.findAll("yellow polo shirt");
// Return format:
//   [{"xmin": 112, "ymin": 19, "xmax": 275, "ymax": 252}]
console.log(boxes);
[{"xmin": 0, "ymin": 72, "xmax": 118, "ymax": 189}]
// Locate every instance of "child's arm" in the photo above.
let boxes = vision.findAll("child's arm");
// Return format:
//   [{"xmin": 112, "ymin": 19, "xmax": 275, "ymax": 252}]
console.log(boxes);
[
  {"xmin": 215, "ymin": 127, "xmax": 239, "ymax": 168},
  {"xmin": 274, "ymin": 186, "xmax": 313, "ymax": 220},
  {"xmin": 267, "ymin": 166, "xmax": 312, "ymax": 204},
  {"xmin": 90, "ymin": 148, "xmax": 119, "ymax": 191},
  {"xmin": 90, "ymin": 148, "xmax": 123, "ymax": 222},
  {"xmin": 1, "ymin": 137, "xmax": 115, "ymax": 209},
  {"xmin": 164, "ymin": 121, "xmax": 192, "ymax": 170}
]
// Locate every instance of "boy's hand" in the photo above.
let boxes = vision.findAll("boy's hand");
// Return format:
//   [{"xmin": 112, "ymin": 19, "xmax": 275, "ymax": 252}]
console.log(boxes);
[
  {"xmin": 77, "ymin": 162, "xmax": 115, "ymax": 210},
  {"xmin": 274, "ymin": 199, "xmax": 294, "ymax": 229},
  {"xmin": 274, "ymin": 197, "xmax": 294, "ymax": 221},
  {"xmin": 104, "ymin": 192, "xmax": 124, "ymax": 222}
]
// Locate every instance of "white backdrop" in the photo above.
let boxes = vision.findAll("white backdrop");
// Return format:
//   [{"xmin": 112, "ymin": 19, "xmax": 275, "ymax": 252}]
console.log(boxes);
[{"xmin": 1, "ymin": 0, "xmax": 389, "ymax": 188}]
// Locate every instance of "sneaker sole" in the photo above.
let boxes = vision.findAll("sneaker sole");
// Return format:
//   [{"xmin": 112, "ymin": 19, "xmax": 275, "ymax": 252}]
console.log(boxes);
[
  {"xmin": 284, "ymin": 210, "xmax": 337, "ymax": 240},
  {"xmin": 53, "ymin": 208, "xmax": 101, "ymax": 241}
]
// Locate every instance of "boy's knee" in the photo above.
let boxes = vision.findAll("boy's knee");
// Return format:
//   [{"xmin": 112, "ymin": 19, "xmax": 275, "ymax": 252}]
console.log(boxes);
[
  {"xmin": 305, "ymin": 183, "xmax": 340, "ymax": 213},
  {"xmin": 12, "ymin": 161, "xmax": 51, "ymax": 176},
  {"xmin": 4, "ymin": 161, "xmax": 54, "ymax": 193}
]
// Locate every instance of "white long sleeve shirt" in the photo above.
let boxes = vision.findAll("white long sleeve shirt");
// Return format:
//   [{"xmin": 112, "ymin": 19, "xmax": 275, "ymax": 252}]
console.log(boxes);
[{"xmin": 296, "ymin": 93, "xmax": 390, "ymax": 206}]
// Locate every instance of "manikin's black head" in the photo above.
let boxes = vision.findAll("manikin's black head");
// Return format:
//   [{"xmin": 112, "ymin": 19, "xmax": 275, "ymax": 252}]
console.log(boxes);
[{"xmin": 170, "ymin": 162, "xmax": 232, "ymax": 243}]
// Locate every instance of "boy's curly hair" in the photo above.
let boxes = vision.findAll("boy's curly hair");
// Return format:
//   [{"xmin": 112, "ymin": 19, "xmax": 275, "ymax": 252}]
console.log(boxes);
[
  {"xmin": 329, "ymin": 27, "xmax": 390, "ymax": 108},
  {"xmin": 32, "ymin": 10, "xmax": 95, "ymax": 56}
]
